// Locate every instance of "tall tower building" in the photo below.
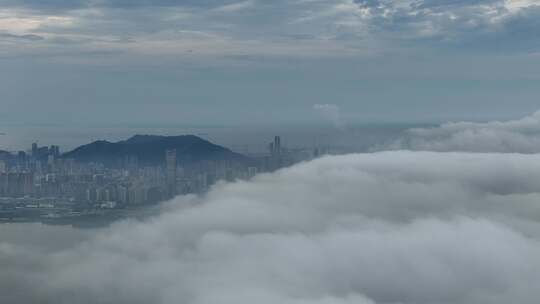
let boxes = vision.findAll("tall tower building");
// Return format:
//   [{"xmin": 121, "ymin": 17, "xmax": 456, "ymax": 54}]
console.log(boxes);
[
  {"xmin": 166, "ymin": 149, "xmax": 177, "ymax": 197},
  {"xmin": 50, "ymin": 145, "xmax": 60, "ymax": 158},
  {"xmin": 267, "ymin": 136, "xmax": 283, "ymax": 171},
  {"xmin": 268, "ymin": 142, "xmax": 275, "ymax": 156},
  {"xmin": 31, "ymin": 143, "xmax": 38, "ymax": 157},
  {"xmin": 274, "ymin": 136, "xmax": 281, "ymax": 156}
]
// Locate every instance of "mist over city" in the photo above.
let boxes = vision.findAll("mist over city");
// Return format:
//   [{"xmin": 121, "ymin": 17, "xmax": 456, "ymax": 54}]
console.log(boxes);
[{"xmin": 2, "ymin": 0, "xmax": 540, "ymax": 303}]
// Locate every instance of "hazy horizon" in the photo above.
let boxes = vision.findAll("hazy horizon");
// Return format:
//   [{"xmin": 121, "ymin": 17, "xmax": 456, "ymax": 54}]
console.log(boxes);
[{"xmin": 0, "ymin": 122, "xmax": 420, "ymax": 153}]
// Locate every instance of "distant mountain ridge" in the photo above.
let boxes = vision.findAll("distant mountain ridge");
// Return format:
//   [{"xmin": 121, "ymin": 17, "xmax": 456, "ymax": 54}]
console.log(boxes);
[
  {"xmin": 0, "ymin": 150, "xmax": 10, "ymax": 158},
  {"xmin": 62, "ymin": 134, "xmax": 247, "ymax": 166}
]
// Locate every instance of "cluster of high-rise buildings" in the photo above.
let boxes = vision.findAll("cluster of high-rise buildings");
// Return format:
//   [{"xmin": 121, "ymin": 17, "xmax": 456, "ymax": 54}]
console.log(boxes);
[
  {"xmin": 267, "ymin": 136, "xmax": 285, "ymax": 171},
  {"xmin": 0, "ymin": 172, "xmax": 34, "ymax": 198},
  {"xmin": 0, "ymin": 137, "xmax": 324, "ymax": 221}
]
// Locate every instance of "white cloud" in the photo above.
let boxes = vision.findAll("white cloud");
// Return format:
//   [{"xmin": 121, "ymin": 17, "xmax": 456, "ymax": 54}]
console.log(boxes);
[
  {"xmin": 212, "ymin": 0, "xmax": 255, "ymax": 13},
  {"xmin": 2, "ymin": 151, "xmax": 540, "ymax": 303},
  {"xmin": 386, "ymin": 110, "xmax": 540, "ymax": 153},
  {"xmin": 0, "ymin": 9, "xmax": 73, "ymax": 34},
  {"xmin": 314, "ymin": 104, "xmax": 345, "ymax": 129},
  {"xmin": 505, "ymin": 0, "xmax": 539, "ymax": 12}
]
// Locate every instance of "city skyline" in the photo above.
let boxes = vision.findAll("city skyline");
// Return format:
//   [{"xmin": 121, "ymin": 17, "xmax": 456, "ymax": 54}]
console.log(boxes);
[{"xmin": 0, "ymin": 133, "xmax": 298, "ymax": 225}]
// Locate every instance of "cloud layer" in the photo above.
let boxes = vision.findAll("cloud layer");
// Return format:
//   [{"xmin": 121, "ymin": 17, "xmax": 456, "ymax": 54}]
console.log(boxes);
[
  {"xmin": 1, "ymin": 1, "xmax": 539, "ymax": 126},
  {"xmin": 387, "ymin": 110, "xmax": 540, "ymax": 153},
  {"xmin": 1, "ymin": 0, "xmax": 539, "ymax": 59},
  {"xmin": 2, "ymin": 151, "xmax": 540, "ymax": 303}
]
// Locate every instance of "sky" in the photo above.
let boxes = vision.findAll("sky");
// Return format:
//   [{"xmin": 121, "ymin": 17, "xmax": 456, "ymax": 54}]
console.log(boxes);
[{"xmin": 1, "ymin": 0, "xmax": 540, "ymax": 125}]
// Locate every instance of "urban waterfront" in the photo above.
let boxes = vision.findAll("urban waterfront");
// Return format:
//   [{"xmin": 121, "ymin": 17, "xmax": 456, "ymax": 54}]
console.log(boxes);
[{"xmin": 0, "ymin": 134, "xmax": 334, "ymax": 226}]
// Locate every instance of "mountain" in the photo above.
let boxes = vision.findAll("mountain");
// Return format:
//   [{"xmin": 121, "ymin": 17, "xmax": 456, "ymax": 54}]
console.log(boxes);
[
  {"xmin": 62, "ymin": 135, "xmax": 248, "ymax": 166},
  {"xmin": 0, "ymin": 150, "xmax": 12, "ymax": 159}
]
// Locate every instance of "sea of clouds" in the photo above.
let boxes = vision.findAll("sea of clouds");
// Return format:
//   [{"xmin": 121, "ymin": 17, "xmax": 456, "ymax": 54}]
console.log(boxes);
[
  {"xmin": 3, "ymin": 112, "xmax": 540, "ymax": 303},
  {"xmin": 387, "ymin": 111, "xmax": 540, "ymax": 153}
]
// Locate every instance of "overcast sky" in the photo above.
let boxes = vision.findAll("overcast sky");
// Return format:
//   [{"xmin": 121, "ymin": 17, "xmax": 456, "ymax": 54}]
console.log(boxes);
[{"xmin": 1, "ymin": 0, "xmax": 540, "ymax": 125}]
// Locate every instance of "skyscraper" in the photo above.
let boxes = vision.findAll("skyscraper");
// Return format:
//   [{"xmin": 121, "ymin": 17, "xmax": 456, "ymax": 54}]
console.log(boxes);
[
  {"xmin": 50, "ymin": 145, "xmax": 60, "ymax": 158},
  {"xmin": 274, "ymin": 136, "xmax": 281, "ymax": 156},
  {"xmin": 166, "ymin": 149, "xmax": 177, "ymax": 197},
  {"xmin": 268, "ymin": 136, "xmax": 282, "ymax": 157},
  {"xmin": 267, "ymin": 136, "xmax": 283, "ymax": 171},
  {"xmin": 268, "ymin": 142, "xmax": 275, "ymax": 156},
  {"xmin": 31, "ymin": 143, "xmax": 38, "ymax": 158}
]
